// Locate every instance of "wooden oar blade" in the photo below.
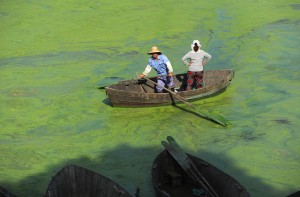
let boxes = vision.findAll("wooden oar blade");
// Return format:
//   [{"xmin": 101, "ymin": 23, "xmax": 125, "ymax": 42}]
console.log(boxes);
[
  {"xmin": 201, "ymin": 113, "xmax": 227, "ymax": 127},
  {"xmin": 166, "ymin": 136, "xmax": 219, "ymax": 197},
  {"xmin": 167, "ymin": 136, "xmax": 186, "ymax": 157},
  {"xmin": 142, "ymin": 76, "xmax": 227, "ymax": 126},
  {"xmin": 162, "ymin": 140, "xmax": 213, "ymax": 195},
  {"xmin": 161, "ymin": 141, "xmax": 195, "ymax": 178},
  {"xmin": 97, "ymin": 77, "xmax": 125, "ymax": 89}
]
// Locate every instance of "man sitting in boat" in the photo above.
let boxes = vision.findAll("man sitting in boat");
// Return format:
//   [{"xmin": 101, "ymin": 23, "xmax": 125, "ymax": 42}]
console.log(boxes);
[
  {"xmin": 182, "ymin": 40, "xmax": 212, "ymax": 90},
  {"xmin": 139, "ymin": 46, "xmax": 175, "ymax": 93}
]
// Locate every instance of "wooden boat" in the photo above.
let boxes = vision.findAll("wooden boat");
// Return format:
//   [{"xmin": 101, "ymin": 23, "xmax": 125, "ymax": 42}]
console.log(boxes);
[
  {"xmin": 44, "ymin": 165, "xmax": 134, "ymax": 197},
  {"xmin": 105, "ymin": 69, "xmax": 234, "ymax": 107},
  {"xmin": 0, "ymin": 186, "xmax": 16, "ymax": 197},
  {"xmin": 152, "ymin": 149, "xmax": 250, "ymax": 197},
  {"xmin": 287, "ymin": 191, "xmax": 300, "ymax": 197}
]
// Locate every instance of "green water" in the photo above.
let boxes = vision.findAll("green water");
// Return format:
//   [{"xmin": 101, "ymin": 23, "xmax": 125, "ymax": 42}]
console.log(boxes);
[{"xmin": 1, "ymin": 0, "xmax": 299, "ymax": 196}]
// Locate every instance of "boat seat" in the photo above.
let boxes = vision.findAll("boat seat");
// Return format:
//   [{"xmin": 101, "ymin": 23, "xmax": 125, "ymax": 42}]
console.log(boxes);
[{"xmin": 167, "ymin": 170, "xmax": 182, "ymax": 187}]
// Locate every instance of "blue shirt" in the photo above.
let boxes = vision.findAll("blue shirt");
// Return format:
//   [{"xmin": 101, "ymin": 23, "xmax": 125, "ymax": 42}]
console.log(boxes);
[{"xmin": 148, "ymin": 54, "xmax": 170, "ymax": 76}]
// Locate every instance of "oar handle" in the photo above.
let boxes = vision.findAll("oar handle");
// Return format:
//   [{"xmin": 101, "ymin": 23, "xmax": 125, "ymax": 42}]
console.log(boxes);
[{"xmin": 140, "ymin": 76, "xmax": 175, "ymax": 93}]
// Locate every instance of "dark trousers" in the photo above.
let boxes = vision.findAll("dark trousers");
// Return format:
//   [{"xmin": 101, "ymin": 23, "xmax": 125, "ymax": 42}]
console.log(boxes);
[{"xmin": 186, "ymin": 71, "xmax": 204, "ymax": 90}]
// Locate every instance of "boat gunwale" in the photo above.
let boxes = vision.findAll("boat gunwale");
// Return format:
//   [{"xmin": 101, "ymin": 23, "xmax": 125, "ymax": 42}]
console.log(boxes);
[{"xmin": 104, "ymin": 69, "xmax": 234, "ymax": 107}]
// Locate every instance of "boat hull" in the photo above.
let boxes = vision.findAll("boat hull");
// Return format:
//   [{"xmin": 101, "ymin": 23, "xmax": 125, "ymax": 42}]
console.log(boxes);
[
  {"xmin": 105, "ymin": 69, "xmax": 234, "ymax": 107},
  {"xmin": 0, "ymin": 186, "xmax": 16, "ymax": 197},
  {"xmin": 151, "ymin": 149, "xmax": 250, "ymax": 197},
  {"xmin": 44, "ymin": 165, "xmax": 133, "ymax": 197}
]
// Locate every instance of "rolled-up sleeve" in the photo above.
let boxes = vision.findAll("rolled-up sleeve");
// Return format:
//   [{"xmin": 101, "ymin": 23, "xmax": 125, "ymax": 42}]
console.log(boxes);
[
  {"xmin": 166, "ymin": 61, "xmax": 173, "ymax": 73},
  {"xmin": 143, "ymin": 65, "xmax": 152, "ymax": 76}
]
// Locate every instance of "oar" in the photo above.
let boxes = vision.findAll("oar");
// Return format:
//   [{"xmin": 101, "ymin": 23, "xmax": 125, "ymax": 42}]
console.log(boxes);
[
  {"xmin": 141, "ymin": 76, "xmax": 226, "ymax": 127},
  {"xmin": 167, "ymin": 136, "xmax": 219, "ymax": 197},
  {"xmin": 98, "ymin": 85, "xmax": 107, "ymax": 89},
  {"xmin": 161, "ymin": 141, "xmax": 218, "ymax": 197},
  {"xmin": 97, "ymin": 77, "xmax": 125, "ymax": 89}
]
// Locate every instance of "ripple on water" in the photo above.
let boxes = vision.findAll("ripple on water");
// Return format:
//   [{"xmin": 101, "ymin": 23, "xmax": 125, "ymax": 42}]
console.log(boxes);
[
  {"xmin": 76, "ymin": 119, "xmax": 107, "ymax": 135},
  {"xmin": 96, "ymin": 77, "xmax": 125, "ymax": 88},
  {"xmin": 240, "ymin": 132, "xmax": 266, "ymax": 141},
  {"xmin": 0, "ymin": 50, "xmax": 109, "ymax": 67},
  {"xmin": 289, "ymin": 4, "xmax": 300, "ymax": 10},
  {"xmin": 273, "ymin": 119, "xmax": 291, "ymax": 125}
]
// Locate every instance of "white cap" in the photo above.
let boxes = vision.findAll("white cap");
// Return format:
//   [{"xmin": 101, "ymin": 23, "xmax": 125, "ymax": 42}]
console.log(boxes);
[{"xmin": 191, "ymin": 40, "xmax": 202, "ymax": 49}]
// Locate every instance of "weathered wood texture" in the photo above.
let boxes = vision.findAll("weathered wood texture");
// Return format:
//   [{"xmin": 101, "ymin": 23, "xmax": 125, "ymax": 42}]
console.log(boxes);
[
  {"xmin": 0, "ymin": 186, "xmax": 17, "ymax": 197},
  {"xmin": 105, "ymin": 69, "xmax": 234, "ymax": 107},
  {"xmin": 152, "ymin": 149, "xmax": 250, "ymax": 197},
  {"xmin": 44, "ymin": 165, "xmax": 133, "ymax": 197}
]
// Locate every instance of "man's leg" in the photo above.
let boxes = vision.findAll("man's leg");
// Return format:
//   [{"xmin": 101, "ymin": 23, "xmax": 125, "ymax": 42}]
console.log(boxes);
[
  {"xmin": 156, "ymin": 78, "xmax": 165, "ymax": 93},
  {"xmin": 166, "ymin": 76, "xmax": 175, "ymax": 91}
]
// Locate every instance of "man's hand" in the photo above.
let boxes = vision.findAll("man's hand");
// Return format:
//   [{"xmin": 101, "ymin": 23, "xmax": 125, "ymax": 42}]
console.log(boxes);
[
  {"xmin": 168, "ymin": 72, "xmax": 173, "ymax": 77},
  {"xmin": 139, "ymin": 74, "xmax": 145, "ymax": 78}
]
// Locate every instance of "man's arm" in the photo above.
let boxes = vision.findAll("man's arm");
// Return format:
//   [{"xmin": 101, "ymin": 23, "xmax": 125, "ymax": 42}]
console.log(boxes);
[
  {"xmin": 166, "ymin": 61, "xmax": 174, "ymax": 76},
  {"xmin": 139, "ymin": 65, "xmax": 152, "ymax": 78}
]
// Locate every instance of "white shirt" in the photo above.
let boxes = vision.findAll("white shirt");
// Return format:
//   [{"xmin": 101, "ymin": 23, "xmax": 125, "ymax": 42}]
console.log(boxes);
[{"xmin": 182, "ymin": 50, "xmax": 212, "ymax": 72}]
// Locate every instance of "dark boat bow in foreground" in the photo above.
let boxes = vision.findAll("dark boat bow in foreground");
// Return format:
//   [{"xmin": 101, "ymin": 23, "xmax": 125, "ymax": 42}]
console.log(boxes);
[
  {"xmin": 44, "ymin": 165, "xmax": 134, "ymax": 197},
  {"xmin": 152, "ymin": 149, "xmax": 250, "ymax": 197},
  {"xmin": 0, "ymin": 186, "xmax": 16, "ymax": 197}
]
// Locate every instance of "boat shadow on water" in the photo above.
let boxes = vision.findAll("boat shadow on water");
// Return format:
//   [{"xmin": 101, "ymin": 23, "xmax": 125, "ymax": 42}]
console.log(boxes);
[{"xmin": 0, "ymin": 144, "xmax": 296, "ymax": 197}]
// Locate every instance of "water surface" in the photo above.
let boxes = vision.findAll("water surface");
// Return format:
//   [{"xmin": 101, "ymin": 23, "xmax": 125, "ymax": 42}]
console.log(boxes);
[{"xmin": 1, "ymin": 0, "xmax": 299, "ymax": 196}]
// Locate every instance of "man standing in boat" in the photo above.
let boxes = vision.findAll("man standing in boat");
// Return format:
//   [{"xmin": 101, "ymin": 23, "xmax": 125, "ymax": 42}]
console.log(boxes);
[
  {"xmin": 182, "ymin": 40, "xmax": 212, "ymax": 90},
  {"xmin": 139, "ymin": 46, "xmax": 175, "ymax": 93}
]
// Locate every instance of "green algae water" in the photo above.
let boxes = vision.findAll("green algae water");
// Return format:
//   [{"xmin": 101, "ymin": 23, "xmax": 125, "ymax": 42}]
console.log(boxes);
[{"xmin": 1, "ymin": 0, "xmax": 299, "ymax": 196}]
